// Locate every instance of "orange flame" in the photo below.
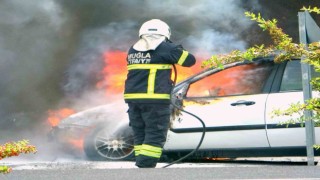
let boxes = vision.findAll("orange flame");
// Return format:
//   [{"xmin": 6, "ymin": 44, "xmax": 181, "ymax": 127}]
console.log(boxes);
[
  {"xmin": 187, "ymin": 63, "xmax": 271, "ymax": 97},
  {"xmin": 47, "ymin": 51, "xmax": 203, "ymax": 127},
  {"xmin": 67, "ymin": 138, "xmax": 84, "ymax": 150},
  {"xmin": 97, "ymin": 50, "xmax": 203, "ymax": 95},
  {"xmin": 96, "ymin": 51, "xmax": 127, "ymax": 95},
  {"xmin": 47, "ymin": 108, "xmax": 76, "ymax": 127},
  {"xmin": 46, "ymin": 50, "xmax": 204, "ymax": 151}
]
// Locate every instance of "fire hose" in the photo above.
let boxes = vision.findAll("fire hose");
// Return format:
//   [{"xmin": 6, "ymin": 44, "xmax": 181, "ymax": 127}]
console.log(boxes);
[{"xmin": 162, "ymin": 64, "xmax": 206, "ymax": 168}]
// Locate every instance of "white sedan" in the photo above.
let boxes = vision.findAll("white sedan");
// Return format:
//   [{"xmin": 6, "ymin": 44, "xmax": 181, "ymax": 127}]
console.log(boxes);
[{"xmin": 49, "ymin": 57, "xmax": 320, "ymax": 161}]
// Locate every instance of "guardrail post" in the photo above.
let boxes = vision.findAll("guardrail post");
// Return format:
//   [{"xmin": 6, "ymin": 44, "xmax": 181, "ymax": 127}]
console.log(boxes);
[{"xmin": 298, "ymin": 11, "xmax": 318, "ymax": 166}]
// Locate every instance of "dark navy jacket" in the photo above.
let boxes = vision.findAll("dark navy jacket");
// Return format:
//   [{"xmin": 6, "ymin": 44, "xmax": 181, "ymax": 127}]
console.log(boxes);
[{"xmin": 124, "ymin": 41, "xmax": 196, "ymax": 104}]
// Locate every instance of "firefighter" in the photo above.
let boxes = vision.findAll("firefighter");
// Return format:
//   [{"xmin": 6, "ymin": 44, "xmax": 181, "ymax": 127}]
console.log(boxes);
[{"xmin": 124, "ymin": 19, "xmax": 196, "ymax": 168}]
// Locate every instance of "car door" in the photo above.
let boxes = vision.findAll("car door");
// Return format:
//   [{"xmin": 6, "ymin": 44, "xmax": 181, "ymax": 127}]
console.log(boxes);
[
  {"xmin": 265, "ymin": 60, "xmax": 320, "ymax": 147},
  {"xmin": 165, "ymin": 60, "xmax": 276, "ymax": 150}
]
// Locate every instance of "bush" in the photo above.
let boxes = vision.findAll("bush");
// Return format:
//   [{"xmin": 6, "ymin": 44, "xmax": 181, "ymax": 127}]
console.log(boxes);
[
  {"xmin": 202, "ymin": 7, "xmax": 320, "ymax": 148},
  {"xmin": 0, "ymin": 140, "xmax": 37, "ymax": 174}
]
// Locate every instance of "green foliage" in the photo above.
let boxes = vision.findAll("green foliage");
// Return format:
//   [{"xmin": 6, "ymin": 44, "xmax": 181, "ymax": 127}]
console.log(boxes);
[
  {"xmin": 301, "ymin": 6, "xmax": 320, "ymax": 14},
  {"xmin": 246, "ymin": 8, "xmax": 320, "ymax": 127},
  {"xmin": 246, "ymin": 8, "xmax": 320, "ymax": 150},
  {"xmin": 202, "ymin": 9, "xmax": 320, "ymax": 68},
  {"xmin": 203, "ymin": 7, "xmax": 320, "ymax": 117},
  {"xmin": 201, "ymin": 11, "xmax": 310, "ymax": 69},
  {"xmin": 0, "ymin": 140, "xmax": 37, "ymax": 174},
  {"xmin": 0, "ymin": 166, "xmax": 11, "ymax": 174},
  {"xmin": 201, "ymin": 45, "xmax": 274, "ymax": 69},
  {"xmin": 203, "ymin": 7, "xmax": 320, "ymax": 148},
  {"xmin": 243, "ymin": 11, "xmax": 308, "ymax": 62}
]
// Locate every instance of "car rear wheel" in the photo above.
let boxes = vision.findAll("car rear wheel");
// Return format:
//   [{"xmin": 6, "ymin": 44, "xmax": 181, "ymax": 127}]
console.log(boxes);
[{"xmin": 84, "ymin": 124, "xmax": 135, "ymax": 161}]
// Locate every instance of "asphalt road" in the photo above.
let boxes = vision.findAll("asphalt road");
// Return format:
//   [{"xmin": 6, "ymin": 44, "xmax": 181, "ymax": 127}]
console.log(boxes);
[
  {"xmin": 2, "ymin": 166, "xmax": 320, "ymax": 180},
  {"xmin": 1, "ymin": 159, "xmax": 320, "ymax": 180}
]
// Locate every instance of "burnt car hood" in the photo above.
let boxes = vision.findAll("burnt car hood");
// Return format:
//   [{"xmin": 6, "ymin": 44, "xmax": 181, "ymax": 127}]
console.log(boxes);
[{"xmin": 57, "ymin": 101, "xmax": 128, "ymax": 129}]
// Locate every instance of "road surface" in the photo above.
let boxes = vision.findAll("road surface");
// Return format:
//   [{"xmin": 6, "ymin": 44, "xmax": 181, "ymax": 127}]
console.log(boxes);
[{"xmin": 1, "ymin": 157, "xmax": 320, "ymax": 180}]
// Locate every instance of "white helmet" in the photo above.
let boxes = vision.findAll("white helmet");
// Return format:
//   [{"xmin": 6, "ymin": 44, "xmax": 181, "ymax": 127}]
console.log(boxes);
[{"xmin": 139, "ymin": 19, "xmax": 171, "ymax": 39}]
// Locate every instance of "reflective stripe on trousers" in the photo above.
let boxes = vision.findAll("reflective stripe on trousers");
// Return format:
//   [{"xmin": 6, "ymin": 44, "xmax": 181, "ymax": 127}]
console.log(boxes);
[{"xmin": 134, "ymin": 144, "xmax": 162, "ymax": 158}]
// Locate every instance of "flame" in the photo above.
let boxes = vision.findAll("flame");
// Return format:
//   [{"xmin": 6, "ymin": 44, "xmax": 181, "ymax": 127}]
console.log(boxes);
[
  {"xmin": 173, "ymin": 63, "xmax": 202, "ymax": 83},
  {"xmin": 46, "ymin": 51, "xmax": 204, "ymax": 151},
  {"xmin": 47, "ymin": 108, "xmax": 83, "ymax": 151},
  {"xmin": 47, "ymin": 108, "xmax": 76, "ymax": 127},
  {"xmin": 96, "ymin": 51, "xmax": 128, "ymax": 95},
  {"xmin": 204, "ymin": 157, "xmax": 232, "ymax": 161},
  {"xmin": 187, "ymin": 63, "xmax": 271, "ymax": 97},
  {"xmin": 67, "ymin": 138, "xmax": 84, "ymax": 150},
  {"xmin": 97, "ymin": 50, "xmax": 203, "ymax": 95}
]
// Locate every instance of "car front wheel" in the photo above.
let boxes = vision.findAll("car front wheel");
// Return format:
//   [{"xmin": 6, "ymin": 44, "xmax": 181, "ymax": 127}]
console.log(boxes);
[{"xmin": 84, "ymin": 124, "xmax": 134, "ymax": 161}]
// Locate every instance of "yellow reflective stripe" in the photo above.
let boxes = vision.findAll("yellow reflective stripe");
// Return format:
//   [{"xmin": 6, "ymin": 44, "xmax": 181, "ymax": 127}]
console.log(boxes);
[
  {"xmin": 142, "ymin": 144, "xmax": 162, "ymax": 152},
  {"xmin": 127, "ymin": 64, "xmax": 171, "ymax": 70},
  {"xmin": 126, "ymin": 64, "xmax": 172, "ymax": 100},
  {"xmin": 148, "ymin": 69, "xmax": 156, "ymax": 93},
  {"xmin": 124, "ymin": 93, "xmax": 170, "ymax": 99},
  {"xmin": 140, "ymin": 144, "xmax": 162, "ymax": 158},
  {"xmin": 134, "ymin": 145, "xmax": 142, "ymax": 156},
  {"xmin": 177, "ymin": 50, "xmax": 189, "ymax": 65}
]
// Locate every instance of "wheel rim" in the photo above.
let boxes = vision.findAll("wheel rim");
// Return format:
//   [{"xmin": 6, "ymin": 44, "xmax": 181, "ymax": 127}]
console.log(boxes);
[{"xmin": 94, "ymin": 128, "xmax": 134, "ymax": 160}]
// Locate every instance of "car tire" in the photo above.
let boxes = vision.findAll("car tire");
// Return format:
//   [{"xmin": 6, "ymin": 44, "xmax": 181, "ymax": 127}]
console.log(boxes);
[{"xmin": 83, "ymin": 123, "xmax": 135, "ymax": 161}]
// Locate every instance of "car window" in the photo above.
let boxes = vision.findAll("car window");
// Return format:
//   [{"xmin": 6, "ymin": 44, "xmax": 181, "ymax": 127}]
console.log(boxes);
[
  {"xmin": 186, "ymin": 61, "xmax": 274, "ymax": 97},
  {"xmin": 280, "ymin": 61, "xmax": 302, "ymax": 91},
  {"xmin": 280, "ymin": 60, "xmax": 320, "ymax": 92}
]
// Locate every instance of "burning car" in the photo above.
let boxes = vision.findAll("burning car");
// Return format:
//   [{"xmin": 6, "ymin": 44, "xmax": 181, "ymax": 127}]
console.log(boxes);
[
  {"xmin": 48, "ymin": 101, "xmax": 134, "ymax": 160},
  {"xmin": 49, "ymin": 56, "xmax": 320, "ymax": 161}
]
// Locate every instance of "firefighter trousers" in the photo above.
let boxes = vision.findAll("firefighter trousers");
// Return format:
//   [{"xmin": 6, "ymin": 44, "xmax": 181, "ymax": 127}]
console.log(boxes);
[{"xmin": 127, "ymin": 103, "xmax": 170, "ymax": 168}]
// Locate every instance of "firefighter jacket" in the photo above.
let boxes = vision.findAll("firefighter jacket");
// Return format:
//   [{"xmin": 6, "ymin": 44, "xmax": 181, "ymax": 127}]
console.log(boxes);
[{"xmin": 124, "ymin": 41, "xmax": 196, "ymax": 104}]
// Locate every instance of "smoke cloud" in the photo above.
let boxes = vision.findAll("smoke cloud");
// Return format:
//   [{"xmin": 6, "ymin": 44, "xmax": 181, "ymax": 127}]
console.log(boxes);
[
  {"xmin": 60, "ymin": 0, "xmax": 257, "ymax": 100},
  {"xmin": 0, "ymin": 0, "xmax": 72, "ymax": 128},
  {"xmin": 0, "ymin": 0, "xmax": 258, "ymax": 120}
]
